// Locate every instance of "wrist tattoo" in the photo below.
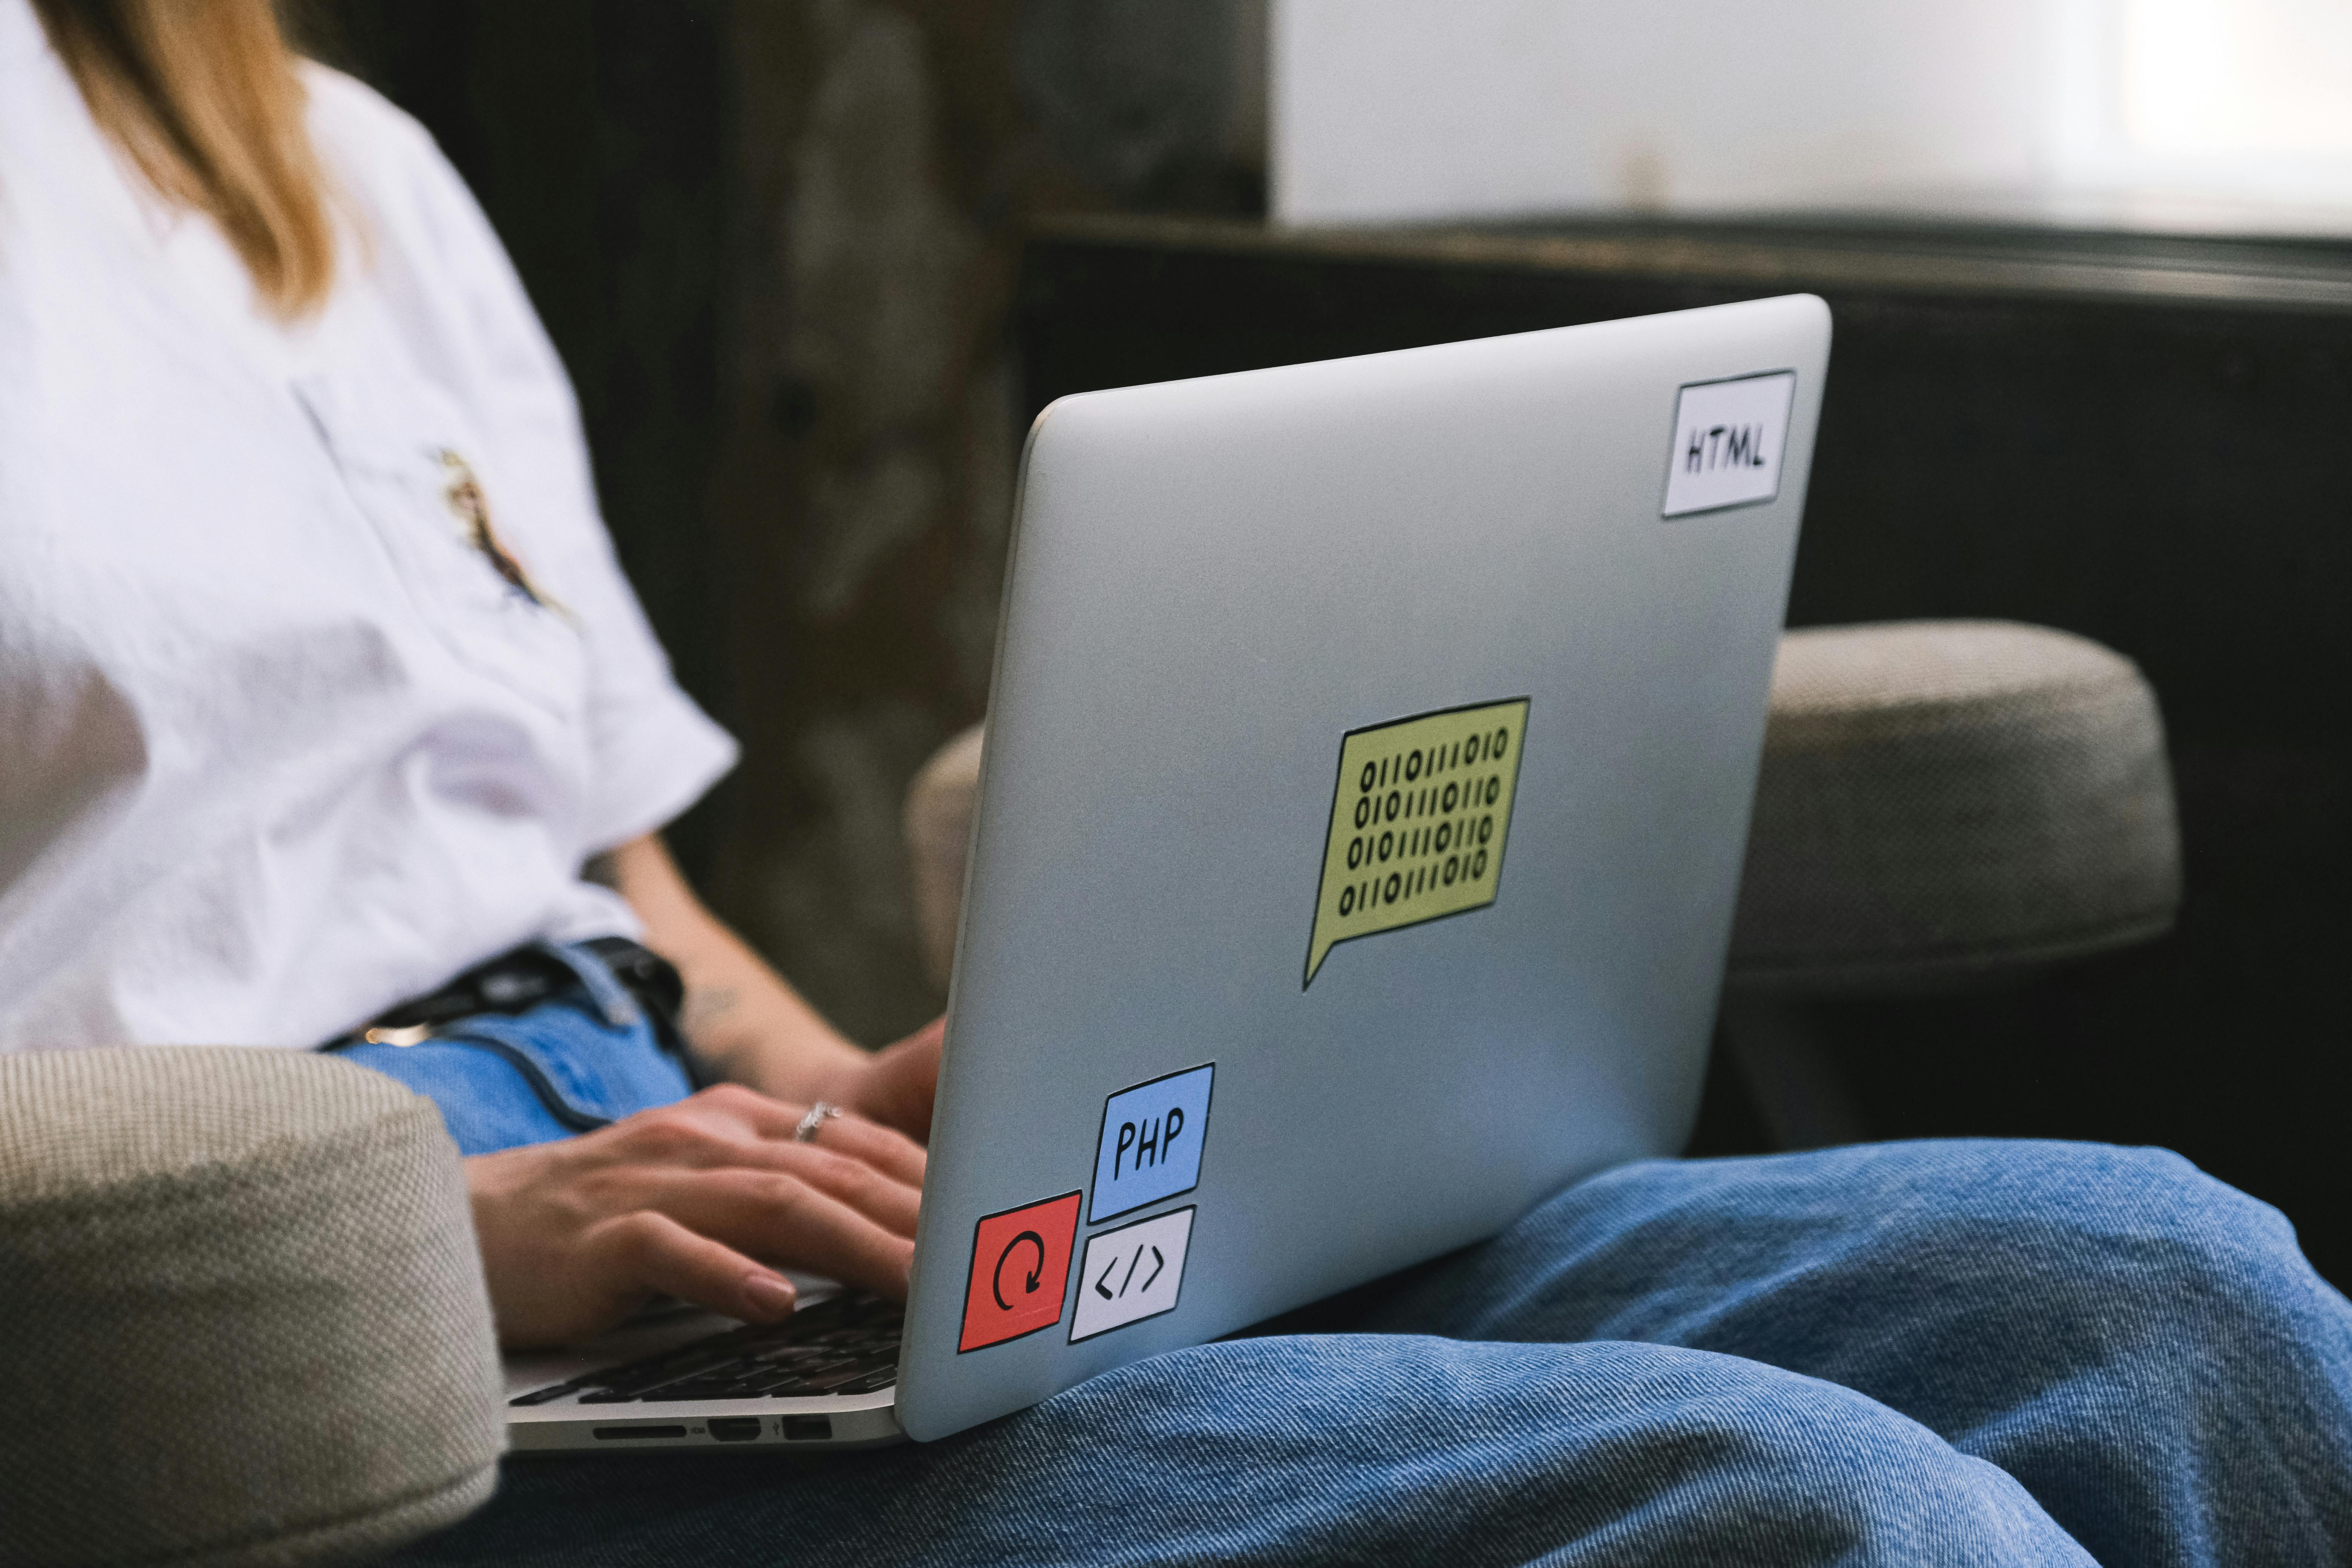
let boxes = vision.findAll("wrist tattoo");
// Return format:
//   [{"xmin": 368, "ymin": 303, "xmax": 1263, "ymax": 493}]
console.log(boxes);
[{"xmin": 682, "ymin": 985, "xmax": 741, "ymax": 1035}]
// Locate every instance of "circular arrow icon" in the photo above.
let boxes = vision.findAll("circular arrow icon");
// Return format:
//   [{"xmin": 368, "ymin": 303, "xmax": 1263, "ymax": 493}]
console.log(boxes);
[{"xmin": 992, "ymin": 1230, "xmax": 1046, "ymax": 1311}]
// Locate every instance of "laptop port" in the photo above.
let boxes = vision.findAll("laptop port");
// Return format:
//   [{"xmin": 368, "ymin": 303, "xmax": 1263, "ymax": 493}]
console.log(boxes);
[
  {"xmin": 591, "ymin": 1425, "xmax": 687, "ymax": 1441},
  {"xmin": 707, "ymin": 1418, "xmax": 763, "ymax": 1443},
  {"xmin": 781, "ymin": 1416, "xmax": 833, "ymax": 1442}
]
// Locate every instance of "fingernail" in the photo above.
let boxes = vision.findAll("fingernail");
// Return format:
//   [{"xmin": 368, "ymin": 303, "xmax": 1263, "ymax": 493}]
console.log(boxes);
[{"xmin": 742, "ymin": 1271, "xmax": 796, "ymax": 1319}]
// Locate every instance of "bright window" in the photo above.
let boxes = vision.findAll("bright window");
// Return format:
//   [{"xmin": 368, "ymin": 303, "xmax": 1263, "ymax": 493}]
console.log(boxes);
[
  {"xmin": 2121, "ymin": 0, "xmax": 2352, "ymax": 158},
  {"xmin": 1271, "ymin": 0, "xmax": 2352, "ymax": 227}
]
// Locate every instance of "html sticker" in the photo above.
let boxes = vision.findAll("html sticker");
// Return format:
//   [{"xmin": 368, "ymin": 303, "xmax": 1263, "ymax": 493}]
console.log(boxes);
[
  {"xmin": 1070, "ymin": 1207, "xmax": 1195, "ymax": 1343},
  {"xmin": 1089, "ymin": 1064, "xmax": 1214, "ymax": 1224},
  {"xmin": 957, "ymin": 1190, "xmax": 1081, "ymax": 1353},
  {"xmin": 1305, "ymin": 698, "xmax": 1529, "ymax": 985},
  {"xmin": 1660, "ymin": 370, "xmax": 1797, "ymax": 518}
]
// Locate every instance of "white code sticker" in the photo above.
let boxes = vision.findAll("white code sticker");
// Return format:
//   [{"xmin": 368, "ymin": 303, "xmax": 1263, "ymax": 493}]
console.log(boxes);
[
  {"xmin": 1661, "ymin": 371, "xmax": 1798, "ymax": 518},
  {"xmin": 1069, "ymin": 1207, "xmax": 1194, "ymax": 1342}
]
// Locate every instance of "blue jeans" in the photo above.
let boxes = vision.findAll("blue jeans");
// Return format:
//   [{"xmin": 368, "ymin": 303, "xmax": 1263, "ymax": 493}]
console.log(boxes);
[
  {"xmin": 331, "ymin": 943, "xmax": 696, "ymax": 1156},
  {"xmin": 395, "ymin": 1134, "xmax": 2352, "ymax": 1567}
]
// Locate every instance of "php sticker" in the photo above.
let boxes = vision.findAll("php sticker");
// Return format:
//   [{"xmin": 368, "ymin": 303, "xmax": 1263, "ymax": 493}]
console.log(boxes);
[
  {"xmin": 1070, "ymin": 1207, "xmax": 1195, "ymax": 1343},
  {"xmin": 1090, "ymin": 1064, "xmax": 1214, "ymax": 1224},
  {"xmin": 1305, "ymin": 698, "xmax": 1529, "ymax": 985},
  {"xmin": 957, "ymin": 1191, "xmax": 1081, "ymax": 1353}
]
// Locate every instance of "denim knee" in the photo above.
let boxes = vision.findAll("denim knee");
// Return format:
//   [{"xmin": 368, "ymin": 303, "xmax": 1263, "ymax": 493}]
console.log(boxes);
[
  {"xmin": 1512, "ymin": 1138, "xmax": 2327, "ymax": 1342},
  {"xmin": 1851, "ymin": 1139, "xmax": 2331, "ymax": 1348},
  {"xmin": 1351, "ymin": 1142, "xmax": 2352, "ymax": 1568},
  {"xmin": 1861, "ymin": 1141, "xmax": 2352, "ymax": 1566}
]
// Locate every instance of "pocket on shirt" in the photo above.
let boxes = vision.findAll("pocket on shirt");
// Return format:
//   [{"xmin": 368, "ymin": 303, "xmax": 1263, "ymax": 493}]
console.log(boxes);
[{"xmin": 292, "ymin": 366, "xmax": 587, "ymax": 720}]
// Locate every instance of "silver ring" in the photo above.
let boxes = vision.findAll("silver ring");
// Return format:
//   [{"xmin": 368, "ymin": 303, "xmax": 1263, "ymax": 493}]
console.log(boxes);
[{"xmin": 793, "ymin": 1102, "xmax": 843, "ymax": 1143}]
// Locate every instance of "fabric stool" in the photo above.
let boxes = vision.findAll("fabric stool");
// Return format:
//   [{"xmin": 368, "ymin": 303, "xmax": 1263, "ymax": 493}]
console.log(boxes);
[
  {"xmin": 905, "ymin": 723, "xmax": 986, "ymax": 991},
  {"xmin": 0, "ymin": 1047, "xmax": 503, "ymax": 1568},
  {"xmin": 1726, "ymin": 619, "xmax": 2179, "ymax": 992}
]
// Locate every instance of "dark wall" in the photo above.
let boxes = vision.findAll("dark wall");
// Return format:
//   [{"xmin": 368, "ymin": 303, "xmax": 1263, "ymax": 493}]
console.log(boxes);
[
  {"xmin": 325, "ymin": 0, "xmax": 737, "ymax": 877},
  {"xmin": 326, "ymin": 1, "xmax": 1265, "ymax": 1040}
]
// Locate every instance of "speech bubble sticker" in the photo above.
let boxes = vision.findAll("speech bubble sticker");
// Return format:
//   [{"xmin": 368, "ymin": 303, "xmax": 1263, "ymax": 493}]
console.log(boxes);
[{"xmin": 1305, "ymin": 698, "xmax": 1530, "ymax": 986}]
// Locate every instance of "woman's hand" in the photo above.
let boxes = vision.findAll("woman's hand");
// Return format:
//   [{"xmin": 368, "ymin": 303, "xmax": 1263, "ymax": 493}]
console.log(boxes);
[
  {"xmin": 467, "ymin": 1083, "xmax": 926, "ymax": 1348},
  {"xmin": 829, "ymin": 1015, "xmax": 943, "ymax": 1142}
]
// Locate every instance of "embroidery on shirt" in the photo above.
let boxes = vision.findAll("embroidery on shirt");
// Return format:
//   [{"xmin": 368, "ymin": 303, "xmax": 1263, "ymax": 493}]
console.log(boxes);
[{"xmin": 436, "ymin": 449, "xmax": 570, "ymax": 618}]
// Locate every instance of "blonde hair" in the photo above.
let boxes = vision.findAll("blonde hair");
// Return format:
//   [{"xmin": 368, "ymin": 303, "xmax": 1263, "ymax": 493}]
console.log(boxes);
[{"xmin": 32, "ymin": 0, "xmax": 335, "ymax": 318}]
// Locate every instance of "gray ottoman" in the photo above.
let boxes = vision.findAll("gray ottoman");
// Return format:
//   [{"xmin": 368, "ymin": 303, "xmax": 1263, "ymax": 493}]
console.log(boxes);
[
  {"xmin": 0, "ymin": 1048, "xmax": 504, "ymax": 1568},
  {"xmin": 1727, "ymin": 619, "xmax": 2180, "ymax": 992},
  {"xmin": 905, "ymin": 724, "xmax": 987, "ymax": 992}
]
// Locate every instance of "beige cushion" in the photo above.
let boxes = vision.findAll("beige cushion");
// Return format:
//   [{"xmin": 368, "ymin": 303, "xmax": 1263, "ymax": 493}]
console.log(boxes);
[
  {"xmin": 0, "ymin": 1048, "xmax": 503, "ymax": 1568},
  {"xmin": 1727, "ymin": 620, "xmax": 2180, "ymax": 991},
  {"xmin": 903, "ymin": 621, "xmax": 2181, "ymax": 998},
  {"xmin": 905, "ymin": 724, "xmax": 986, "ymax": 990}
]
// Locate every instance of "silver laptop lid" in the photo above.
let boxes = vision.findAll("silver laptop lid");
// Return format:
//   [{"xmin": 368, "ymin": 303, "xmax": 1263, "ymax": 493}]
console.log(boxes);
[{"xmin": 898, "ymin": 295, "xmax": 1831, "ymax": 1441}]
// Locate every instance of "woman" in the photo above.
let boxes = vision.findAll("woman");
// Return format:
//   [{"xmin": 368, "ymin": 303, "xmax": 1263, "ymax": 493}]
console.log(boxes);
[
  {"xmin": 3, "ymin": 4, "xmax": 2345, "ymax": 1565},
  {"xmin": 0, "ymin": 0, "xmax": 937, "ymax": 1347}
]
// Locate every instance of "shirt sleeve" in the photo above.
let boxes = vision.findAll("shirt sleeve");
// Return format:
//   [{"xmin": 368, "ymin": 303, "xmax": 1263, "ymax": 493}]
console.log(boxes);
[{"xmin": 303, "ymin": 67, "xmax": 738, "ymax": 854}]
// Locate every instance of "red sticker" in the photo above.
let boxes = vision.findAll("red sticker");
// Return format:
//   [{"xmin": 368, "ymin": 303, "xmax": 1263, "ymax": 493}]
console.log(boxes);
[{"xmin": 958, "ymin": 1191, "xmax": 1082, "ymax": 1352}]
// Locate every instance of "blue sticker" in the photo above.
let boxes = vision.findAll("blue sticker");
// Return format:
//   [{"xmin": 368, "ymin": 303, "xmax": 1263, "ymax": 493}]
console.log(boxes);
[{"xmin": 1089, "ymin": 1063, "xmax": 1214, "ymax": 1224}]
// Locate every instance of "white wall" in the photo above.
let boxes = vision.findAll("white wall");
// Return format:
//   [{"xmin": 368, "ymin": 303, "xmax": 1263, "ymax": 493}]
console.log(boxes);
[{"xmin": 1271, "ymin": 0, "xmax": 2352, "ymax": 227}]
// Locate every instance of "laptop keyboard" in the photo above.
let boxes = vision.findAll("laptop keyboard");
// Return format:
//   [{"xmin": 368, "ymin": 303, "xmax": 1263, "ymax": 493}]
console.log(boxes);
[{"xmin": 509, "ymin": 1292, "xmax": 902, "ymax": 1407}]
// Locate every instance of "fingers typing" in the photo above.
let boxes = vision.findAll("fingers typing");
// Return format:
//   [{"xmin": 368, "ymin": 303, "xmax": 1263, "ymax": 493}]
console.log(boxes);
[
  {"xmin": 583, "ymin": 1208, "xmax": 800, "ymax": 1326},
  {"xmin": 470, "ymin": 1083, "xmax": 930, "ymax": 1347}
]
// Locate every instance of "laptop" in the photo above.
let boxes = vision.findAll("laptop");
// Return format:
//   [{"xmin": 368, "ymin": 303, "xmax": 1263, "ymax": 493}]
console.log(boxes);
[{"xmin": 504, "ymin": 293, "xmax": 1831, "ymax": 1450}]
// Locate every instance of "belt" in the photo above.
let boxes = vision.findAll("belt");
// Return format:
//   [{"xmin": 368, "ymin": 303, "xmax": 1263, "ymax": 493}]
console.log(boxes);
[{"xmin": 320, "ymin": 937, "xmax": 708, "ymax": 1088}]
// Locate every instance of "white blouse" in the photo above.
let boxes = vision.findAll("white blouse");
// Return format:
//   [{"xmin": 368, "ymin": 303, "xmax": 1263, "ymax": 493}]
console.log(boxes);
[{"xmin": 0, "ymin": 0, "xmax": 738, "ymax": 1050}]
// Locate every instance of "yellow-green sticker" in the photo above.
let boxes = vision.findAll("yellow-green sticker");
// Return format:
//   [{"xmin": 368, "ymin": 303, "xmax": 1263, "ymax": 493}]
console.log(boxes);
[{"xmin": 1305, "ymin": 698, "xmax": 1529, "ymax": 986}]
